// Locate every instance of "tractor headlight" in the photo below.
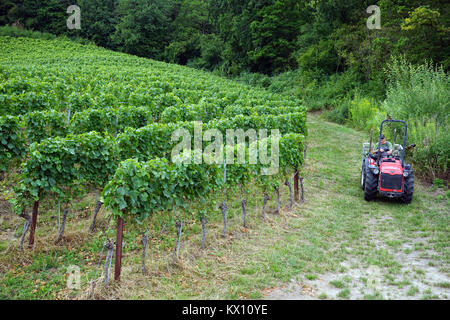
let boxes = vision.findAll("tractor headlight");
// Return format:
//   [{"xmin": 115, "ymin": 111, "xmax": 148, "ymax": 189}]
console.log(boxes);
[
  {"xmin": 403, "ymin": 171, "xmax": 409, "ymax": 177},
  {"xmin": 373, "ymin": 168, "xmax": 379, "ymax": 175}
]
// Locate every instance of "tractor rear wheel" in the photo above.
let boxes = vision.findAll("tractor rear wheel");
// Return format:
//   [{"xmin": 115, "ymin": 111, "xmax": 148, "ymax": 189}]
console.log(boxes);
[
  {"xmin": 401, "ymin": 172, "xmax": 414, "ymax": 204},
  {"xmin": 364, "ymin": 167, "xmax": 378, "ymax": 201}
]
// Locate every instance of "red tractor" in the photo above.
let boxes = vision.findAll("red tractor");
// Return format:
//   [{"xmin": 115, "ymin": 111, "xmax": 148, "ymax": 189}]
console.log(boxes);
[{"xmin": 361, "ymin": 120, "xmax": 414, "ymax": 203}]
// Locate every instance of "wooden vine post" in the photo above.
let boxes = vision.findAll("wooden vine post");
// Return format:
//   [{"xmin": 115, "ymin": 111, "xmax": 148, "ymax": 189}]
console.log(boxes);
[
  {"xmin": 28, "ymin": 198, "xmax": 40, "ymax": 249},
  {"xmin": 114, "ymin": 214, "xmax": 124, "ymax": 281},
  {"xmin": 294, "ymin": 170, "xmax": 299, "ymax": 202}
]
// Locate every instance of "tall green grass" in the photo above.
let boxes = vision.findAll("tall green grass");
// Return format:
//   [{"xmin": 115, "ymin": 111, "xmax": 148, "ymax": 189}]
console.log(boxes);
[
  {"xmin": 383, "ymin": 58, "xmax": 449, "ymax": 180},
  {"xmin": 0, "ymin": 26, "xmax": 93, "ymax": 45},
  {"xmin": 0, "ymin": 26, "xmax": 57, "ymax": 40},
  {"xmin": 348, "ymin": 96, "xmax": 386, "ymax": 133}
]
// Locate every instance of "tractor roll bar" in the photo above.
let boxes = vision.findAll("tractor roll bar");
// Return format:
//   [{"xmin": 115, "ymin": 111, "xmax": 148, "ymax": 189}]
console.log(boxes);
[{"xmin": 378, "ymin": 119, "xmax": 407, "ymax": 167}]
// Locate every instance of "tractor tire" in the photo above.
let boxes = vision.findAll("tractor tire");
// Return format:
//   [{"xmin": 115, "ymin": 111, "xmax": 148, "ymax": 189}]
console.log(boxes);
[
  {"xmin": 401, "ymin": 172, "xmax": 414, "ymax": 204},
  {"xmin": 361, "ymin": 160, "xmax": 366, "ymax": 190},
  {"xmin": 364, "ymin": 167, "xmax": 378, "ymax": 201}
]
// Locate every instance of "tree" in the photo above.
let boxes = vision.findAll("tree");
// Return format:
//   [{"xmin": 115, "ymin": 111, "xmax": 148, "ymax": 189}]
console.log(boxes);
[
  {"xmin": 77, "ymin": 0, "xmax": 118, "ymax": 48},
  {"xmin": 248, "ymin": 0, "xmax": 301, "ymax": 74},
  {"xmin": 400, "ymin": 6, "xmax": 449, "ymax": 69},
  {"xmin": 163, "ymin": 0, "xmax": 223, "ymax": 68},
  {"xmin": 112, "ymin": 0, "xmax": 176, "ymax": 60},
  {"xmin": 0, "ymin": 0, "xmax": 17, "ymax": 25}
]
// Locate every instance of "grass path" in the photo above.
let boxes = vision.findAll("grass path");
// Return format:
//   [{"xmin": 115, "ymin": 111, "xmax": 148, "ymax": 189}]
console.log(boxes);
[
  {"xmin": 0, "ymin": 114, "xmax": 448, "ymax": 300},
  {"xmin": 264, "ymin": 114, "xmax": 449, "ymax": 299}
]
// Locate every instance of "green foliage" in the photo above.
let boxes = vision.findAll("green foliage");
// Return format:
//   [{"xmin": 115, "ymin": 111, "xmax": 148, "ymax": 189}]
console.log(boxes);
[
  {"xmin": 24, "ymin": 110, "xmax": 67, "ymax": 143},
  {"xmin": 248, "ymin": 0, "xmax": 301, "ymax": 74},
  {"xmin": 116, "ymin": 123, "xmax": 180, "ymax": 162},
  {"xmin": 111, "ymin": 0, "xmax": 174, "ymax": 60},
  {"xmin": 173, "ymin": 150, "xmax": 220, "ymax": 206},
  {"xmin": 221, "ymin": 144, "xmax": 253, "ymax": 192},
  {"xmin": 2, "ymin": 0, "xmax": 449, "ymax": 78},
  {"xmin": 70, "ymin": 106, "xmax": 153, "ymax": 135},
  {"xmin": 22, "ymin": 137, "xmax": 79, "ymax": 201},
  {"xmin": 66, "ymin": 92, "xmax": 97, "ymax": 113},
  {"xmin": 0, "ymin": 115, "xmax": 25, "ymax": 171},
  {"xmin": 325, "ymin": 100, "xmax": 350, "ymax": 124},
  {"xmin": 251, "ymin": 133, "xmax": 305, "ymax": 197},
  {"xmin": 152, "ymin": 93, "xmax": 183, "ymax": 121},
  {"xmin": 161, "ymin": 103, "xmax": 223, "ymax": 123},
  {"xmin": 280, "ymin": 133, "xmax": 305, "ymax": 176},
  {"xmin": 400, "ymin": 6, "xmax": 449, "ymax": 69},
  {"xmin": 196, "ymin": 34, "xmax": 225, "ymax": 70},
  {"xmin": 383, "ymin": 58, "xmax": 449, "ymax": 178},
  {"xmin": 234, "ymin": 72, "xmax": 272, "ymax": 88},
  {"xmin": 103, "ymin": 152, "xmax": 220, "ymax": 221},
  {"xmin": 407, "ymin": 120, "xmax": 449, "ymax": 179},
  {"xmin": 3, "ymin": 105, "xmax": 154, "ymax": 166},
  {"xmin": 223, "ymin": 105, "xmax": 305, "ymax": 118},
  {"xmin": 207, "ymin": 112, "xmax": 307, "ymax": 137},
  {"xmin": 163, "ymin": 0, "xmax": 211, "ymax": 67},
  {"xmin": 0, "ymin": 89, "xmax": 56, "ymax": 116},
  {"xmin": 296, "ymin": 40, "xmax": 339, "ymax": 75},
  {"xmin": 384, "ymin": 58, "xmax": 449, "ymax": 125},
  {"xmin": 103, "ymin": 158, "xmax": 176, "ymax": 221},
  {"xmin": 104, "ymin": 130, "xmax": 306, "ymax": 221},
  {"xmin": 19, "ymin": 132, "xmax": 117, "ymax": 205},
  {"xmin": 118, "ymin": 111, "xmax": 307, "ymax": 165},
  {"xmin": 76, "ymin": 0, "xmax": 117, "ymax": 48},
  {"xmin": 433, "ymin": 178, "xmax": 445, "ymax": 189},
  {"xmin": 161, "ymin": 106, "xmax": 184, "ymax": 123},
  {"xmin": 71, "ymin": 132, "xmax": 118, "ymax": 187},
  {"xmin": 349, "ymin": 97, "xmax": 385, "ymax": 132},
  {"xmin": 0, "ymin": 26, "xmax": 56, "ymax": 40},
  {"xmin": 251, "ymin": 136, "xmax": 280, "ymax": 195}
]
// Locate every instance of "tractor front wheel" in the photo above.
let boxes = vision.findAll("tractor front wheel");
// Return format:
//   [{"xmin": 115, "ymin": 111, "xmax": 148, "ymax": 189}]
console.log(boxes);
[
  {"xmin": 364, "ymin": 167, "xmax": 378, "ymax": 201},
  {"xmin": 401, "ymin": 172, "xmax": 414, "ymax": 204}
]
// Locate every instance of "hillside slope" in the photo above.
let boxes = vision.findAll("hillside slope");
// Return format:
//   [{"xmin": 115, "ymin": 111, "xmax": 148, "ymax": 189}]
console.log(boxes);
[{"xmin": 0, "ymin": 36, "xmax": 448, "ymax": 300}]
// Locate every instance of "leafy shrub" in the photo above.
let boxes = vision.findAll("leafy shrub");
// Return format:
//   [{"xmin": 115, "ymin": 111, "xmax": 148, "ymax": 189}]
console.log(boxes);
[{"xmin": 325, "ymin": 99, "xmax": 350, "ymax": 124}]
